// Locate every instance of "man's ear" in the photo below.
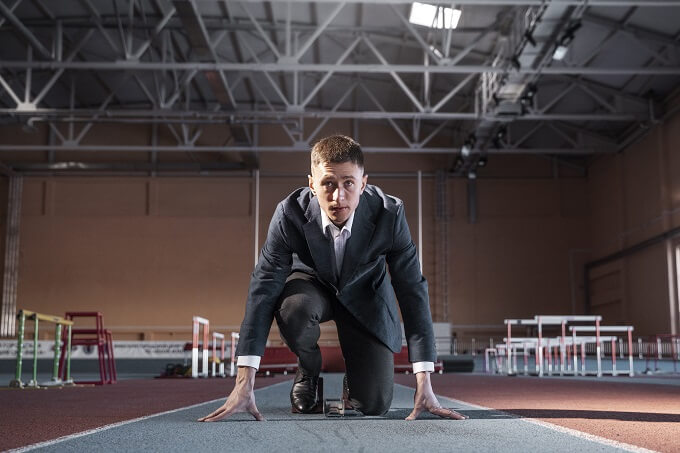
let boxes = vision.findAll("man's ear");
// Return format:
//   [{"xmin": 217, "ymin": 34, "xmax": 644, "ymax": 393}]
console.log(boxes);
[
  {"xmin": 360, "ymin": 174, "xmax": 368, "ymax": 193},
  {"xmin": 308, "ymin": 174, "xmax": 316, "ymax": 195}
]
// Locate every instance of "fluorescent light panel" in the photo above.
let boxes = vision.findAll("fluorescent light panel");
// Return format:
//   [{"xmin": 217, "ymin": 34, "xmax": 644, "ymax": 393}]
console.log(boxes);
[{"xmin": 409, "ymin": 2, "xmax": 461, "ymax": 29}]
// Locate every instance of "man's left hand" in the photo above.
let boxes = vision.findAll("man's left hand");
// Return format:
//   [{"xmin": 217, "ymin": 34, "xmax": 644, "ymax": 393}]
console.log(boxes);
[{"xmin": 406, "ymin": 371, "xmax": 468, "ymax": 421}]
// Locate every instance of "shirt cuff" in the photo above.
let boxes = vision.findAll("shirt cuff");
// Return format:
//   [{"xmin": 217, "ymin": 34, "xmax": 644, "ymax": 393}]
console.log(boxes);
[
  {"xmin": 412, "ymin": 361, "xmax": 434, "ymax": 374},
  {"xmin": 236, "ymin": 355, "xmax": 261, "ymax": 370}
]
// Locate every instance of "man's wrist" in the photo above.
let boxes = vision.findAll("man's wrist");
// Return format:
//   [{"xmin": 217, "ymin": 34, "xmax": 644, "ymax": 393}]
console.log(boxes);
[
  {"xmin": 237, "ymin": 355, "xmax": 261, "ymax": 370},
  {"xmin": 412, "ymin": 361, "xmax": 434, "ymax": 374}
]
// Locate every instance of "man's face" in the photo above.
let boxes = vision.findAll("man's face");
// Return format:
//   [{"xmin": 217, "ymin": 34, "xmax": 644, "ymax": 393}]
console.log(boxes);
[{"xmin": 309, "ymin": 160, "xmax": 368, "ymax": 227}]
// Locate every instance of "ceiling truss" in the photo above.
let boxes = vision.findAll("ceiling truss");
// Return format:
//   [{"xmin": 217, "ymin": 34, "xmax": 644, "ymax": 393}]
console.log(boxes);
[{"xmin": 0, "ymin": 0, "xmax": 679, "ymax": 174}]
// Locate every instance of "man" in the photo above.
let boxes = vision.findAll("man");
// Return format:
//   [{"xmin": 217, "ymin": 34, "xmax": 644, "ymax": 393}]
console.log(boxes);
[{"xmin": 199, "ymin": 135, "xmax": 466, "ymax": 421}]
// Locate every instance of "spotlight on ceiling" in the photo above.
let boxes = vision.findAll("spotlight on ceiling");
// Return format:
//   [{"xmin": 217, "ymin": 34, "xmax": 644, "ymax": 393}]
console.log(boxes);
[
  {"xmin": 409, "ymin": 2, "xmax": 461, "ymax": 29},
  {"xmin": 460, "ymin": 134, "xmax": 476, "ymax": 158},
  {"xmin": 477, "ymin": 156, "xmax": 488, "ymax": 167},
  {"xmin": 553, "ymin": 20, "xmax": 581, "ymax": 61}
]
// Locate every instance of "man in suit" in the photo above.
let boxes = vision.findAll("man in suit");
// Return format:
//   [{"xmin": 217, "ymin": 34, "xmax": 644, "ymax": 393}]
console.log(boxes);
[{"xmin": 199, "ymin": 135, "xmax": 466, "ymax": 421}]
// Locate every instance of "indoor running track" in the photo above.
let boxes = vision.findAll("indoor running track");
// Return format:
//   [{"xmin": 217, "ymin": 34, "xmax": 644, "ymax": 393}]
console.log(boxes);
[{"xmin": 4, "ymin": 374, "xmax": 664, "ymax": 453}]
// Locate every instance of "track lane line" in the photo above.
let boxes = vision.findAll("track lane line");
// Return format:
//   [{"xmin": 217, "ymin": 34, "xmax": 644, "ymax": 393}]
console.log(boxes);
[
  {"xmin": 409, "ymin": 386, "xmax": 659, "ymax": 453},
  {"xmin": 7, "ymin": 379, "xmax": 293, "ymax": 453}
]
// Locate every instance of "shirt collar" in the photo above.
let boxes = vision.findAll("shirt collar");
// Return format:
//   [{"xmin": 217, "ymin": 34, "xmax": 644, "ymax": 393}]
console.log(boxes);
[{"xmin": 321, "ymin": 209, "xmax": 355, "ymax": 237}]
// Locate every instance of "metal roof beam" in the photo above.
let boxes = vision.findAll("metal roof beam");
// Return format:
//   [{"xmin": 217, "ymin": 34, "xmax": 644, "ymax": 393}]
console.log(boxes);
[
  {"xmin": 231, "ymin": 0, "xmax": 680, "ymax": 5},
  {"xmin": 1, "ymin": 108, "xmax": 645, "ymax": 122},
  {"xmin": 0, "ymin": 1, "xmax": 52, "ymax": 59},
  {"xmin": 0, "ymin": 144, "xmax": 606, "ymax": 155},
  {"xmin": 3, "ymin": 60, "xmax": 679, "ymax": 75}
]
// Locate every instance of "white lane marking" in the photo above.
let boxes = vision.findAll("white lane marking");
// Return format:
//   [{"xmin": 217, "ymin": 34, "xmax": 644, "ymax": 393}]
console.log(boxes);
[
  {"xmin": 7, "ymin": 379, "xmax": 292, "ymax": 453},
  {"xmin": 404, "ymin": 385, "xmax": 658, "ymax": 453}
]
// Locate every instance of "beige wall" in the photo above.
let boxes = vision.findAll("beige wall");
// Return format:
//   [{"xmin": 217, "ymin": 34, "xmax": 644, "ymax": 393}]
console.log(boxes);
[
  {"xmin": 586, "ymin": 99, "xmax": 680, "ymax": 335},
  {"xmin": 2, "ymin": 105, "xmax": 678, "ymax": 341}
]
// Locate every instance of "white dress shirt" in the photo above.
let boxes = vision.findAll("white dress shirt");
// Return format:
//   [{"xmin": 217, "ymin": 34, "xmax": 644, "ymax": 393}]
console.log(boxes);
[{"xmin": 237, "ymin": 209, "xmax": 434, "ymax": 374}]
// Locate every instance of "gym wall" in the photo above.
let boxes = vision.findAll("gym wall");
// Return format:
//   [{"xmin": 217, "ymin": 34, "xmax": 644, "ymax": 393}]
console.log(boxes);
[{"xmin": 0, "ymin": 108, "xmax": 678, "ymax": 340}]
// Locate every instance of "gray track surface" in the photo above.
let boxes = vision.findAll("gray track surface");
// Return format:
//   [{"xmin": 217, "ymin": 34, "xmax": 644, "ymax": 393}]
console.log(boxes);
[{"xmin": 27, "ymin": 374, "xmax": 634, "ymax": 453}]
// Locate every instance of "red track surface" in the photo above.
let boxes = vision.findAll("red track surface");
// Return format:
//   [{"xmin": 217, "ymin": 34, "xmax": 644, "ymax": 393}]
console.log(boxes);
[
  {"xmin": 395, "ymin": 374, "xmax": 680, "ymax": 453},
  {"xmin": 0, "ymin": 376, "xmax": 290, "ymax": 451},
  {"xmin": 2, "ymin": 374, "xmax": 679, "ymax": 452}
]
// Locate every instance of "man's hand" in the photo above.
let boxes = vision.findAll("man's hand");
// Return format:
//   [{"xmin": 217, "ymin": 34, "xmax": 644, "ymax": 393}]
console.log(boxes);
[
  {"xmin": 405, "ymin": 371, "xmax": 468, "ymax": 421},
  {"xmin": 198, "ymin": 366, "xmax": 264, "ymax": 422}
]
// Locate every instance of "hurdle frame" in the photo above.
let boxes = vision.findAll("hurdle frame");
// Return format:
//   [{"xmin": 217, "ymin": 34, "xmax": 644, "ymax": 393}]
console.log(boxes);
[
  {"xmin": 230, "ymin": 332, "xmax": 239, "ymax": 377},
  {"xmin": 212, "ymin": 332, "xmax": 226, "ymax": 377},
  {"xmin": 534, "ymin": 315, "xmax": 602, "ymax": 377},
  {"xmin": 191, "ymin": 316, "xmax": 209, "ymax": 378},
  {"xmin": 504, "ymin": 319, "xmax": 538, "ymax": 375},
  {"xmin": 10, "ymin": 309, "xmax": 74, "ymax": 388},
  {"xmin": 570, "ymin": 325, "xmax": 635, "ymax": 377}
]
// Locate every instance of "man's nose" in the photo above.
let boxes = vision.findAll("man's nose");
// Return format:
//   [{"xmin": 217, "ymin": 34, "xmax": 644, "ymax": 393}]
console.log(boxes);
[{"xmin": 333, "ymin": 187, "xmax": 345, "ymax": 201}]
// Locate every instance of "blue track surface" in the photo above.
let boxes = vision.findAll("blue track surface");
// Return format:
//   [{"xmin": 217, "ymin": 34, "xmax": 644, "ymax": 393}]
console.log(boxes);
[{"xmin": 19, "ymin": 374, "xmax": 642, "ymax": 453}]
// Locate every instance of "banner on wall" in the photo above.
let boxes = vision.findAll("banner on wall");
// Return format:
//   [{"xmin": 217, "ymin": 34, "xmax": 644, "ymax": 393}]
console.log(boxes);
[{"xmin": 0, "ymin": 340, "xmax": 211, "ymax": 360}]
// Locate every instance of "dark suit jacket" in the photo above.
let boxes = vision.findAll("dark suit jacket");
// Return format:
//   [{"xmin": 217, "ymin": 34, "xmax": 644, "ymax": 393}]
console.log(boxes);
[{"xmin": 235, "ymin": 184, "xmax": 436, "ymax": 363}]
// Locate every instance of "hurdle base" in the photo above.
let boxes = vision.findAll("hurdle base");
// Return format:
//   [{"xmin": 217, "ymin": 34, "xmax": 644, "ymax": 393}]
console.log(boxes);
[
  {"xmin": 9, "ymin": 379, "xmax": 24, "ymax": 389},
  {"xmin": 40, "ymin": 378, "xmax": 67, "ymax": 387}
]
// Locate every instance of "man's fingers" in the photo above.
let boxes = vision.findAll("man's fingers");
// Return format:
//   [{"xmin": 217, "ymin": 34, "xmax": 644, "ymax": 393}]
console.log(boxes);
[
  {"xmin": 251, "ymin": 409, "xmax": 265, "ymax": 421},
  {"xmin": 430, "ymin": 407, "xmax": 468, "ymax": 420},
  {"xmin": 198, "ymin": 407, "xmax": 224, "ymax": 422},
  {"xmin": 199, "ymin": 405, "xmax": 235, "ymax": 422},
  {"xmin": 405, "ymin": 407, "xmax": 421, "ymax": 421}
]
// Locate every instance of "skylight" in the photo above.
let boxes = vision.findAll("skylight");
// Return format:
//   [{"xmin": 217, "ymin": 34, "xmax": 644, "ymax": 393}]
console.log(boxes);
[{"xmin": 409, "ymin": 2, "xmax": 461, "ymax": 29}]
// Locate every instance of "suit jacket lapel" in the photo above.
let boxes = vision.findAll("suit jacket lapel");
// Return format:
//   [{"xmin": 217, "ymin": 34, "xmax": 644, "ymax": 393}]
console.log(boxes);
[
  {"xmin": 339, "ymin": 195, "xmax": 375, "ymax": 289},
  {"xmin": 302, "ymin": 198, "xmax": 337, "ymax": 285}
]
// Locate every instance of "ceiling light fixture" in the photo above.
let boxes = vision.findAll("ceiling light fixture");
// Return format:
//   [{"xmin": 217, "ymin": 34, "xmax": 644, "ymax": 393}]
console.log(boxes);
[
  {"xmin": 552, "ymin": 20, "xmax": 581, "ymax": 61},
  {"xmin": 409, "ymin": 2, "xmax": 462, "ymax": 30}
]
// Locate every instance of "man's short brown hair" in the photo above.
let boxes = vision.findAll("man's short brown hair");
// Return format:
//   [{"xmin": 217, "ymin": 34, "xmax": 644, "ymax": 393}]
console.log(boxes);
[{"xmin": 311, "ymin": 135, "xmax": 364, "ymax": 172}]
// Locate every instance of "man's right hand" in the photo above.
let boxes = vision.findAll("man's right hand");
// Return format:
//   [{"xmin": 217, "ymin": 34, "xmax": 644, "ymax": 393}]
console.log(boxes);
[{"xmin": 197, "ymin": 366, "xmax": 264, "ymax": 422}]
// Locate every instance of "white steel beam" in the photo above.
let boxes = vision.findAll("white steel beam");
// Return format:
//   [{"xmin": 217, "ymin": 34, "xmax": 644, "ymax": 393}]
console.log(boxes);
[
  {"xmin": 132, "ymin": 6, "xmax": 176, "ymax": 60},
  {"xmin": 362, "ymin": 36, "xmax": 425, "ymax": 112},
  {"xmin": 300, "ymin": 36, "xmax": 360, "ymax": 108},
  {"xmin": 0, "ymin": 1, "xmax": 52, "ymax": 59},
  {"xmin": 294, "ymin": 2, "xmax": 345, "ymax": 61},
  {"xmin": 230, "ymin": 0, "xmax": 680, "ymax": 5},
  {"xmin": 3, "ymin": 61, "xmax": 679, "ymax": 75},
  {"xmin": 0, "ymin": 144, "xmax": 604, "ymax": 154},
  {"xmin": 240, "ymin": 2, "xmax": 281, "ymax": 59},
  {"xmin": 1, "ymin": 108, "xmax": 644, "ymax": 122},
  {"xmin": 31, "ymin": 29, "xmax": 95, "ymax": 106}
]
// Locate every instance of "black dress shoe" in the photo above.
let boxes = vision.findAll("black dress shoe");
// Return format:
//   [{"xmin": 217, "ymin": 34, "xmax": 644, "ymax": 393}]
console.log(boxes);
[{"xmin": 290, "ymin": 370, "xmax": 322, "ymax": 413}]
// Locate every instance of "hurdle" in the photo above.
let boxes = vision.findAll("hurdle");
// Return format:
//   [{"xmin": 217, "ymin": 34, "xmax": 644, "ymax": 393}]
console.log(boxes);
[
  {"xmin": 191, "ymin": 316, "xmax": 209, "ymax": 378},
  {"xmin": 9, "ymin": 309, "xmax": 74, "ymax": 388},
  {"xmin": 229, "ymin": 332, "xmax": 239, "ymax": 377},
  {"xmin": 504, "ymin": 319, "xmax": 539, "ymax": 375},
  {"xmin": 534, "ymin": 315, "xmax": 602, "ymax": 377},
  {"xmin": 570, "ymin": 325, "xmax": 635, "ymax": 377},
  {"xmin": 211, "ymin": 332, "xmax": 226, "ymax": 377}
]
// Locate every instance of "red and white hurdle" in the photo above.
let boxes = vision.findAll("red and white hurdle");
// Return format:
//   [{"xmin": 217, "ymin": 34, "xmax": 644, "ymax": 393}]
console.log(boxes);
[
  {"xmin": 212, "ymin": 332, "xmax": 226, "ymax": 377},
  {"xmin": 570, "ymin": 325, "xmax": 635, "ymax": 377},
  {"xmin": 191, "ymin": 316, "xmax": 209, "ymax": 378}
]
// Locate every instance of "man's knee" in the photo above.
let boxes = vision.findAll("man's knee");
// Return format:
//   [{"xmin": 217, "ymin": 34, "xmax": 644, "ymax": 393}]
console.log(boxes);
[
  {"xmin": 277, "ymin": 293, "xmax": 320, "ymax": 324},
  {"xmin": 354, "ymin": 394, "xmax": 391, "ymax": 416}
]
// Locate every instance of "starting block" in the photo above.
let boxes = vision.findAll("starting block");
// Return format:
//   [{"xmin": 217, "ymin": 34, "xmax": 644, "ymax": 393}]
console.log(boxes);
[{"xmin": 324, "ymin": 399, "xmax": 345, "ymax": 417}]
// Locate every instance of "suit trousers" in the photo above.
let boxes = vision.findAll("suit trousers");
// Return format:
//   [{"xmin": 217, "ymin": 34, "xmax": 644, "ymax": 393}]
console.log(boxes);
[{"xmin": 275, "ymin": 272, "xmax": 394, "ymax": 416}]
